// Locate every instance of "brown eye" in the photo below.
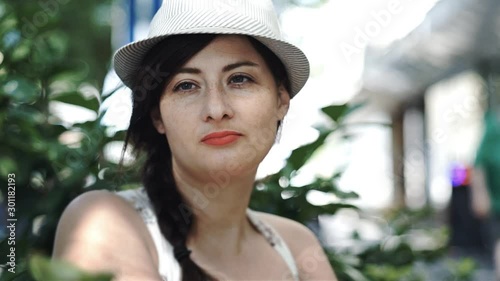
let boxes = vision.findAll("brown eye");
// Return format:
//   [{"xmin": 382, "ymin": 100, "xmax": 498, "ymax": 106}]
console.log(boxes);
[
  {"xmin": 174, "ymin": 82, "xmax": 196, "ymax": 92},
  {"xmin": 229, "ymin": 75, "xmax": 252, "ymax": 84}
]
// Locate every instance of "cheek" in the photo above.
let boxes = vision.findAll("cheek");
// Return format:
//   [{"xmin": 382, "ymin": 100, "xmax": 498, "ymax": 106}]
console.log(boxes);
[
  {"xmin": 165, "ymin": 119, "xmax": 190, "ymax": 140},
  {"xmin": 160, "ymin": 104, "xmax": 192, "ymax": 142},
  {"xmin": 245, "ymin": 101, "xmax": 280, "ymax": 148}
]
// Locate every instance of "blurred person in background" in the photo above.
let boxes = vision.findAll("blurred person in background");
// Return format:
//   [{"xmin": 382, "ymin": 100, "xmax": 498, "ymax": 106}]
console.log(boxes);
[
  {"xmin": 471, "ymin": 109, "xmax": 500, "ymax": 279},
  {"xmin": 449, "ymin": 164, "xmax": 486, "ymax": 253},
  {"xmin": 51, "ymin": 0, "xmax": 337, "ymax": 280}
]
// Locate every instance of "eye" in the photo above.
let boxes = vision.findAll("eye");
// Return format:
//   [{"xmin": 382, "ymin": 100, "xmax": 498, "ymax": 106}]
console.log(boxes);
[
  {"xmin": 173, "ymin": 81, "xmax": 197, "ymax": 92},
  {"xmin": 229, "ymin": 74, "xmax": 253, "ymax": 85}
]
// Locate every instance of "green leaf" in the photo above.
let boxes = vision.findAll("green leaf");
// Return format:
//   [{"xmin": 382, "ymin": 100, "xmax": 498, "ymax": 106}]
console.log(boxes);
[
  {"xmin": 29, "ymin": 254, "xmax": 114, "ymax": 281},
  {"xmin": 1, "ymin": 76, "xmax": 40, "ymax": 103},
  {"xmin": 287, "ymin": 131, "xmax": 329, "ymax": 172},
  {"xmin": 10, "ymin": 40, "xmax": 31, "ymax": 61},
  {"xmin": 321, "ymin": 104, "xmax": 348, "ymax": 123},
  {"xmin": 108, "ymin": 130, "xmax": 127, "ymax": 142},
  {"xmin": 0, "ymin": 155, "xmax": 17, "ymax": 177},
  {"xmin": 321, "ymin": 103, "xmax": 366, "ymax": 124},
  {"xmin": 51, "ymin": 92, "xmax": 100, "ymax": 112},
  {"xmin": 343, "ymin": 102, "xmax": 365, "ymax": 117}
]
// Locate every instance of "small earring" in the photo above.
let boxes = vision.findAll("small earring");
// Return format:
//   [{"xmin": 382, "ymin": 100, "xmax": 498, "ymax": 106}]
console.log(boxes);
[{"xmin": 276, "ymin": 120, "xmax": 283, "ymax": 144}]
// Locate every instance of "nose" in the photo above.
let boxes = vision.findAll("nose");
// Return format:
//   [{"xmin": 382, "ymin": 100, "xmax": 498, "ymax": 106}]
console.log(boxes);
[{"xmin": 202, "ymin": 84, "xmax": 234, "ymax": 122}]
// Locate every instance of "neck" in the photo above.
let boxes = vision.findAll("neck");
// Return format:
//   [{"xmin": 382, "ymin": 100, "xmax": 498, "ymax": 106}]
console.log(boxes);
[{"xmin": 173, "ymin": 163, "xmax": 258, "ymax": 256}]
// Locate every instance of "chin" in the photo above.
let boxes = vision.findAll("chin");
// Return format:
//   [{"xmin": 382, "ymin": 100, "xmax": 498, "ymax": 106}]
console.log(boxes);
[{"xmin": 202, "ymin": 156, "xmax": 259, "ymax": 176}]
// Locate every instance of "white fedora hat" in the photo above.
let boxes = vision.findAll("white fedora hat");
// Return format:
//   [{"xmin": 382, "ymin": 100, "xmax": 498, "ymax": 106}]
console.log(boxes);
[{"xmin": 113, "ymin": 0, "xmax": 310, "ymax": 98}]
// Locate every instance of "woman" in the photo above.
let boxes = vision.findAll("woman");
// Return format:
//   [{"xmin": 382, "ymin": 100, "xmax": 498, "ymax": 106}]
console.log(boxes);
[{"xmin": 52, "ymin": 0, "xmax": 337, "ymax": 280}]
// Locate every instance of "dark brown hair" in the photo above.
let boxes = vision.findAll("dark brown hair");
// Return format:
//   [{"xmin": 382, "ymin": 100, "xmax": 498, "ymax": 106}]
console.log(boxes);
[{"xmin": 122, "ymin": 34, "xmax": 289, "ymax": 281}]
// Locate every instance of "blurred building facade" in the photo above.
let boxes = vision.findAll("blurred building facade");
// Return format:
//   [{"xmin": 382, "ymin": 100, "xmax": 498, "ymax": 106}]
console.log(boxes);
[{"xmin": 353, "ymin": 0, "xmax": 500, "ymax": 209}]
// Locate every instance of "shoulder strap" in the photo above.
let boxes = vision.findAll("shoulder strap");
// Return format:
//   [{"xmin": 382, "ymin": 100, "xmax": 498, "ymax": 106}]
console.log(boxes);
[
  {"xmin": 114, "ymin": 188, "xmax": 157, "ymax": 223},
  {"xmin": 246, "ymin": 209, "xmax": 300, "ymax": 281},
  {"xmin": 114, "ymin": 188, "xmax": 180, "ymax": 281}
]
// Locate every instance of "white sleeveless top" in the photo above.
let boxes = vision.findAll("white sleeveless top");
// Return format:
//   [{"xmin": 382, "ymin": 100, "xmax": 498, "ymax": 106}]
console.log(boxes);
[{"xmin": 115, "ymin": 187, "xmax": 300, "ymax": 281}]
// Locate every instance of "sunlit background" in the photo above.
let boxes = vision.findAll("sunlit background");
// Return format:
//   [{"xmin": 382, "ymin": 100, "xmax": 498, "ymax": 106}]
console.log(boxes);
[{"xmin": 61, "ymin": 0, "xmax": 483, "ymax": 211}]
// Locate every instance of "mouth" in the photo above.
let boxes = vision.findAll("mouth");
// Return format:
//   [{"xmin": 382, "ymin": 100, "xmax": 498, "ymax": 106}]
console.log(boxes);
[{"xmin": 201, "ymin": 131, "xmax": 243, "ymax": 146}]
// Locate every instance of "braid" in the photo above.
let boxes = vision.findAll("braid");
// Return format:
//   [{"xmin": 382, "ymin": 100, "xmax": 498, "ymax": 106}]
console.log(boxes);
[{"xmin": 141, "ymin": 137, "xmax": 210, "ymax": 280}]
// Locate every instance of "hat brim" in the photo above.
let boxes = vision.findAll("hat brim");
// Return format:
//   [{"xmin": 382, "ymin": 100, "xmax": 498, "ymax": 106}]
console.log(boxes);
[{"xmin": 113, "ymin": 29, "xmax": 309, "ymax": 98}]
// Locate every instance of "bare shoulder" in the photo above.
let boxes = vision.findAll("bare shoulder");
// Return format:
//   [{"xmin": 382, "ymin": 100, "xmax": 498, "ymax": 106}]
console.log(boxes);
[
  {"xmin": 52, "ymin": 189, "xmax": 161, "ymax": 280},
  {"xmin": 253, "ymin": 211, "xmax": 315, "ymax": 246},
  {"xmin": 253, "ymin": 211, "xmax": 338, "ymax": 281}
]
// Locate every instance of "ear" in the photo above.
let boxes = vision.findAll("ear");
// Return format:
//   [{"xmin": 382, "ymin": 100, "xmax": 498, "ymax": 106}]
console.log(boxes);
[
  {"xmin": 277, "ymin": 84, "xmax": 290, "ymax": 120},
  {"xmin": 150, "ymin": 108, "xmax": 166, "ymax": 134}
]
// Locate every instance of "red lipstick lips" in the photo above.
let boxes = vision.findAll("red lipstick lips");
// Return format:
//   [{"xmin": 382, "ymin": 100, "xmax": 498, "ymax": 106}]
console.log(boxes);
[{"xmin": 201, "ymin": 131, "xmax": 242, "ymax": 146}]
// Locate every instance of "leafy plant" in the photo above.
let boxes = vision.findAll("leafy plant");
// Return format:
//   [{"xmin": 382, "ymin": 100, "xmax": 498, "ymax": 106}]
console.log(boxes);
[
  {"xmin": 248, "ymin": 102, "xmax": 459, "ymax": 281},
  {"xmin": 250, "ymin": 103, "xmax": 362, "ymax": 222},
  {"xmin": 0, "ymin": 1, "xmax": 120, "ymax": 280}
]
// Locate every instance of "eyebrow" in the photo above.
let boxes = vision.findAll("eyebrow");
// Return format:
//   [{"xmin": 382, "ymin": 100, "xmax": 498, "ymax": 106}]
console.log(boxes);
[
  {"xmin": 222, "ymin": 61, "xmax": 259, "ymax": 72},
  {"xmin": 176, "ymin": 61, "xmax": 259, "ymax": 74}
]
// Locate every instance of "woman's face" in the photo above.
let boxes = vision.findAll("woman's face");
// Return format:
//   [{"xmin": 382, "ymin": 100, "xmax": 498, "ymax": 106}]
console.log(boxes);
[{"xmin": 152, "ymin": 35, "xmax": 290, "ymax": 178}]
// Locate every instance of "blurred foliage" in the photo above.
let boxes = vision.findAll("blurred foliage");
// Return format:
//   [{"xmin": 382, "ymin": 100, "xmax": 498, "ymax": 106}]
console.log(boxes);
[
  {"xmin": 444, "ymin": 258, "xmax": 476, "ymax": 281},
  {"xmin": 249, "ymin": 102, "xmax": 459, "ymax": 280},
  {"xmin": 326, "ymin": 208, "xmax": 450, "ymax": 281},
  {"xmin": 29, "ymin": 255, "xmax": 113, "ymax": 281},
  {"xmin": 0, "ymin": 1, "xmax": 475, "ymax": 281},
  {"xmin": 250, "ymin": 103, "xmax": 361, "ymax": 221},
  {"xmin": 0, "ymin": 0, "xmax": 122, "ymax": 280}
]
